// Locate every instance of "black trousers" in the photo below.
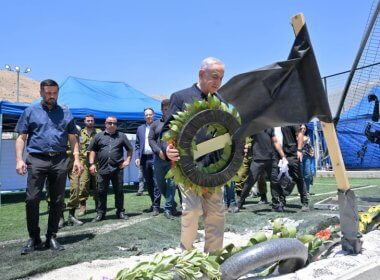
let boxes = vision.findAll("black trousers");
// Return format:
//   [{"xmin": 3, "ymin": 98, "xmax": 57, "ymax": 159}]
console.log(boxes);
[
  {"xmin": 141, "ymin": 154, "xmax": 161, "ymax": 209},
  {"xmin": 97, "ymin": 168, "xmax": 124, "ymax": 215},
  {"xmin": 287, "ymin": 156, "xmax": 309, "ymax": 205},
  {"xmin": 240, "ymin": 159, "xmax": 279, "ymax": 206},
  {"xmin": 271, "ymin": 156, "xmax": 309, "ymax": 207},
  {"xmin": 26, "ymin": 153, "xmax": 69, "ymax": 239}
]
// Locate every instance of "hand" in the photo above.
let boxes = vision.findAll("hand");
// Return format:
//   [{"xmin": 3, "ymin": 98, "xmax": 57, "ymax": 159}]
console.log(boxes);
[
  {"xmin": 16, "ymin": 159, "xmax": 27, "ymax": 175},
  {"xmin": 135, "ymin": 158, "xmax": 140, "ymax": 167},
  {"xmin": 72, "ymin": 160, "xmax": 84, "ymax": 176},
  {"xmin": 89, "ymin": 164, "xmax": 97, "ymax": 175},
  {"xmin": 166, "ymin": 143, "xmax": 180, "ymax": 161},
  {"xmin": 297, "ymin": 150, "xmax": 303, "ymax": 162},
  {"xmin": 281, "ymin": 157, "xmax": 288, "ymax": 166},
  {"xmin": 278, "ymin": 158, "xmax": 289, "ymax": 174},
  {"xmin": 159, "ymin": 150, "xmax": 166, "ymax": 160},
  {"xmin": 243, "ymin": 145, "xmax": 249, "ymax": 156},
  {"xmin": 119, "ymin": 160, "xmax": 130, "ymax": 169}
]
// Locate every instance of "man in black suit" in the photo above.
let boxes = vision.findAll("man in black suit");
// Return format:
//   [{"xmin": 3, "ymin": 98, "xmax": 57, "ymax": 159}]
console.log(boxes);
[
  {"xmin": 135, "ymin": 108, "xmax": 161, "ymax": 215},
  {"xmin": 162, "ymin": 57, "xmax": 226, "ymax": 254}
]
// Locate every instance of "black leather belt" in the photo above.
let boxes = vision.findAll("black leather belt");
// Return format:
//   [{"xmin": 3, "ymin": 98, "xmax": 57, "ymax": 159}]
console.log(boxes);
[
  {"xmin": 31, "ymin": 152, "xmax": 65, "ymax": 157},
  {"xmin": 142, "ymin": 154, "xmax": 153, "ymax": 158}
]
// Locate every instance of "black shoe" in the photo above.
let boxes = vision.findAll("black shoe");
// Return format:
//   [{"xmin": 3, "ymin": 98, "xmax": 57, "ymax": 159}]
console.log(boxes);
[
  {"xmin": 92, "ymin": 214, "xmax": 105, "ymax": 222},
  {"xmin": 136, "ymin": 192, "xmax": 143, "ymax": 196},
  {"xmin": 117, "ymin": 212, "xmax": 129, "ymax": 220},
  {"xmin": 67, "ymin": 214, "xmax": 84, "ymax": 226},
  {"xmin": 164, "ymin": 210, "xmax": 174, "ymax": 219},
  {"xmin": 272, "ymin": 206, "xmax": 284, "ymax": 213},
  {"xmin": 152, "ymin": 208, "xmax": 160, "ymax": 216},
  {"xmin": 21, "ymin": 237, "xmax": 42, "ymax": 255},
  {"xmin": 172, "ymin": 209, "xmax": 182, "ymax": 216},
  {"xmin": 45, "ymin": 236, "xmax": 64, "ymax": 251}
]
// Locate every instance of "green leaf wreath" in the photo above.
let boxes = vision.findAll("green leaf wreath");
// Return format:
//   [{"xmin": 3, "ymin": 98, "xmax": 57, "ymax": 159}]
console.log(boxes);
[{"xmin": 162, "ymin": 94, "xmax": 243, "ymax": 195}]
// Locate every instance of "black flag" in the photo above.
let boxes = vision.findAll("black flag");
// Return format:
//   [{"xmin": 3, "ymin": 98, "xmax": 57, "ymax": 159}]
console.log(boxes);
[{"xmin": 219, "ymin": 24, "xmax": 332, "ymax": 140}]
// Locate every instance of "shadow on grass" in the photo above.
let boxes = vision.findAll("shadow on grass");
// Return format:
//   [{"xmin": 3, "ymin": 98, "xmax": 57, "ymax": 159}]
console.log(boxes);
[
  {"xmin": 249, "ymin": 208, "xmax": 298, "ymax": 214},
  {"xmin": 1, "ymin": 185, "xmax": 138, "ymax": 205},
  {"xmin": 41, "ymin": 206, "xmax": 118, "ymax": 216},
  {"xmin": 285, "ymin": 203, "xmax": 302, "ymax": 209},
  {"xmin": 57, "ymin": 232, "xmax": 96, "ymax": 246}
]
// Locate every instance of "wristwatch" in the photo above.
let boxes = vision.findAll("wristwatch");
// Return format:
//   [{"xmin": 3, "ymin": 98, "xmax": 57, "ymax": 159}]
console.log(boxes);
[{"xmin": 297, "ymin": 148, "xmax": 302, "ymax": 152}]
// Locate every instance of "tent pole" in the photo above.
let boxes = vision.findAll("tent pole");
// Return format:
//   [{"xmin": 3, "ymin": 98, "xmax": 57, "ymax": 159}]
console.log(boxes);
[
  {"xmin": 313, "ymin": 120, "xmax": 320, "ymax": 170},
  {"xmin": 291, "ymin": 13, "xmax": 362, "ymax": 254}
]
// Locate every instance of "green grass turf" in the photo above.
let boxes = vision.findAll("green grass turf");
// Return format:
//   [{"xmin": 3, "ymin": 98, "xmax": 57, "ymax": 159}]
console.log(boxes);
[{"xmin": 0, "ymin": 177, "xmax": 379, "ymax": 280}]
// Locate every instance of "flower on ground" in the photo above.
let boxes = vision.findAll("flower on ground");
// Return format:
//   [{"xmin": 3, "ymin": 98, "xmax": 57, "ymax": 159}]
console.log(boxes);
[
  {"xmin": 315, "ymin": 229, "xmax": 331, "ymax": 241},
  {"xmin": 359, "ymin": 212, "xmax": 373, "ymax": 224},
  {"xmin": 368, "ymin": 205, "xmax": 380, "ymax": 214}
]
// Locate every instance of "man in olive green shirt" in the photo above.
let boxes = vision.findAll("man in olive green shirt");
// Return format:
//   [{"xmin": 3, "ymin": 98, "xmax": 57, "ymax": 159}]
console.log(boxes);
[{"xmin": 67, "ymin": 114, "xmax": 101, "ymax": 220}]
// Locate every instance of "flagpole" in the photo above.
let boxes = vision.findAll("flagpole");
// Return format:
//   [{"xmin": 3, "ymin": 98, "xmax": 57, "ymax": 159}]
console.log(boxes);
[{"xmin": 291, "ymin": 13, "xmax": 362, "ymax": 254}]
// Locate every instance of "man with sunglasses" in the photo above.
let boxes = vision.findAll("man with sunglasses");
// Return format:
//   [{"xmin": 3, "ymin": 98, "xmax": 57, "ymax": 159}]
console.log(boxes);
[{"xmin": 88, "ymin": 116, "xmax": 133, "ymax": 221}]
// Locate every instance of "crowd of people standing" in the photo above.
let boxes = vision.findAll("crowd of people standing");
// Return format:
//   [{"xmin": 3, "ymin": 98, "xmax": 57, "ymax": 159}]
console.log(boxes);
[{"xmin": 15, "ymin": 57, "xmax": 316, "ymax": 256}]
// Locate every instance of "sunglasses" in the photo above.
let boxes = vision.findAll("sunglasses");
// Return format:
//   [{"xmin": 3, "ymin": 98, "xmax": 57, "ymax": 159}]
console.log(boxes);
[{"xmin": 106, "ymin": 122, "xmax": 118, "ymax": 126}]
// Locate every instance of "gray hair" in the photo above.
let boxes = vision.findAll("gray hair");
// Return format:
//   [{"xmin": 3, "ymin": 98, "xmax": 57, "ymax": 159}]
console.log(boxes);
[{"xmin": 200, "ymin": 57, "xmax": 225, "ymax": 71}]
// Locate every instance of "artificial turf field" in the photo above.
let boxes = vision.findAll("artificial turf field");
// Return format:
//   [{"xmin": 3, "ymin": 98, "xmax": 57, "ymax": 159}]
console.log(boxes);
[{"xmin": 0, "ymin": 177, "xmax": 379, "ymax": 280}]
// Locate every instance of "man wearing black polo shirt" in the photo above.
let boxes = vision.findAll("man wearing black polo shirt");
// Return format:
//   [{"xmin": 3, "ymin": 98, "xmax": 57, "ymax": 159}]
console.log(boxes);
[
  {"xmin": 15, "ymin": 79, "xmax": 83, "ymax": 254},
  {"xmin": 280, "ymin": 125, "xmax": 309, "ymax": 211},
  {"xmin": 237, "ymin": 129, "xmax": 286, "ymax": 212},
  {"xmin": 88, "ymin": 116, "xmax": 133, "ymax": 222}
]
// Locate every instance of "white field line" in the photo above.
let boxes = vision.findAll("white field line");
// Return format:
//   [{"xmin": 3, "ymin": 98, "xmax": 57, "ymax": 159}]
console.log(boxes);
[
  {"xmin": 287, "ymin": 184, "xmax": 380, "ymax": 201},
  {"xmin": 0, "ymin": 216, "xmax": 152, "ymax": 246}
]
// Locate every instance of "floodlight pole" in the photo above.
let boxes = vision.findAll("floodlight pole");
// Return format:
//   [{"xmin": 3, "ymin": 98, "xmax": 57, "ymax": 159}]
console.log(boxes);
[{"xmin": 4, "ymin": 65, "xmax": 32, "ymax": 103}]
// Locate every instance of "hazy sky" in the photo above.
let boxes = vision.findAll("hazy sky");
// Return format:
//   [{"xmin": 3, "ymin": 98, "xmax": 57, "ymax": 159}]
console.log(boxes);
[{"xmin": 1, "ymin": 0, "xmax": 375, "ymax": 97}]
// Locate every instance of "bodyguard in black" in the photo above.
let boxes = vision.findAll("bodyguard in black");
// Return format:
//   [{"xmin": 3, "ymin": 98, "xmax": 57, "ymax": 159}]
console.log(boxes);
[
  {"xmin": 15, "ymin": 79, "xmax": 83, "ymax": 254},
  {"xmin": 88, "ymin": 116, "xmax": 132, "ymax": 221},
  {"xmin": 280, "ymin": 125, "xmax": 310, "ymax": 211},
  {"xmin": 238, "ymin": 129, "xmax": 286, "ymax": 212}
]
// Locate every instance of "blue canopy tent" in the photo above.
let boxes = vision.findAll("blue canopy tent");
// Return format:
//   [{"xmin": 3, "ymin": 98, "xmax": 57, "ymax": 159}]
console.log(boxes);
[
  {"xmin": 0, "ymin": 77, "xmax": 163, "ymax": 195},
  {"xmin": 0, "ymin": 100, "xmax": 28, "ymax": 132},
  {"xmin": 33, "ymin": 76, "xmax": 162, "ymax": 133},
  {"xmin": 1, "ymin": 77, "xmax": 163, "ymax": 133},
  {"xmin": 336, "ymin": 86, "xmax": 380, "ymax": 169}
]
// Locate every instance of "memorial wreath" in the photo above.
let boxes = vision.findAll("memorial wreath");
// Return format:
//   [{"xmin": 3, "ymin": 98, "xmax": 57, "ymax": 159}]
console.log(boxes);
[{"xmin": 162, "ymin": 94, "xmax": 245, "ymax": 195}]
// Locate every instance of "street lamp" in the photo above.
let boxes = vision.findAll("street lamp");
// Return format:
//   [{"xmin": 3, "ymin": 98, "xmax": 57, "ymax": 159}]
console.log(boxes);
[{"xmin": 4, "ymin": 64, "xmax": 32, "ymax": 103}]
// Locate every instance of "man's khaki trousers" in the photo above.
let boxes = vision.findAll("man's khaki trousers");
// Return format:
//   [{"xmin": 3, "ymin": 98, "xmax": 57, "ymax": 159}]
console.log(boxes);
[{"xmin": 179, "ymin": 184, "xmax": 225, "ymax": 253}]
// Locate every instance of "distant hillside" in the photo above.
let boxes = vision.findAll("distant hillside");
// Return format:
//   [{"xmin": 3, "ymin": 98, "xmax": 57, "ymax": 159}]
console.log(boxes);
[{"xmin": 0, "ymin": 70, "xmax": 40, "ymax": 103}]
